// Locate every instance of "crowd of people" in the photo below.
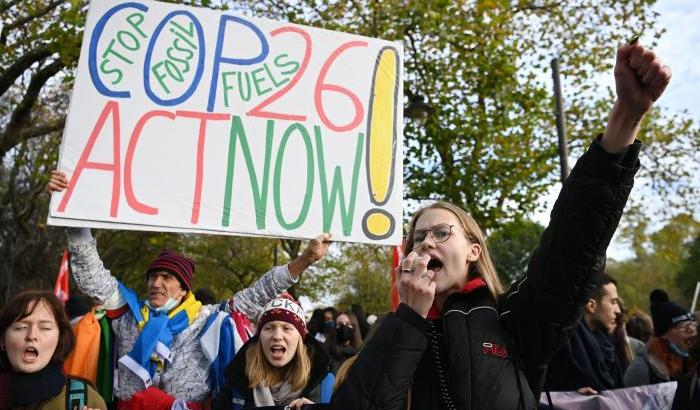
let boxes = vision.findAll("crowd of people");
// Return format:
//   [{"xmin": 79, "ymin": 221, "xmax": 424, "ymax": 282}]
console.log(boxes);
[{"xmin": 1, "ymin": 41, "xmax": 696, "ymax": 410}]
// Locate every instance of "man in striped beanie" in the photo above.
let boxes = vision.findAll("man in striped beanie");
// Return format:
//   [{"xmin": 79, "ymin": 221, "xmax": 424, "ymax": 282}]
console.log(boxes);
[{"xmin": 145, "ymin": 249, "xmax": 196, "ymax": 310}]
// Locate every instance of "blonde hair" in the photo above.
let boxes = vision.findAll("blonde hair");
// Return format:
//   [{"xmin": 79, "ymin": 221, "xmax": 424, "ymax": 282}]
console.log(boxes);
[
  {"xmin": 245, "ymin": 336, "xmax": 311, "ymax": 391},
  {"xmin": 333, "ymin": 355, "xmax": 357, "ymax": 393},
  {"xmin": 404, "ymin": 201, "xmax": 504, "ymax": 300}
]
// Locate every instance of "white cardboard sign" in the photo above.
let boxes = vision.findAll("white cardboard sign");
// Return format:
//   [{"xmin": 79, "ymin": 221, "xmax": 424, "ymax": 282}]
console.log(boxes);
[{"xmin": 48, "ymin": 0, "xmax": 403, "ymax": 245}]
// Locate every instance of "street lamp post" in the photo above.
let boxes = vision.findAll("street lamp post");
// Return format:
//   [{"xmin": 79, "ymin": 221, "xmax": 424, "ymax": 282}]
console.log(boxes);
[{"xmin": 551, "ymin": 57, "xmax": 570, "ymax": 183}]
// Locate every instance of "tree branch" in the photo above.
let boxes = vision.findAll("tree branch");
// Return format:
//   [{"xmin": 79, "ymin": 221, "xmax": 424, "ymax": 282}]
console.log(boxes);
[
  {"xmin": 0, "ymin": 0, "xmax": 23, "ymax": 15},
  {"xmin": 0, "ymin": 58, "xmax": 64, "ymax": 157},
  {"xmin": 17, "ymin": 117, "xmax": 66, "ymax": 140},
  {"xmin": 2, "ymin": 0, "xmax": 63, "ymax": 35},
  {"xmin": 0, "ymin": 45, "xmax": 53, "ymax": 97}
]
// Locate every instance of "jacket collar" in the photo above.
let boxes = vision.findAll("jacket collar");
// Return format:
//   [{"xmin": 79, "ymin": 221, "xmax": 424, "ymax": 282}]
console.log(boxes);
[{"xmin": 427, "ymin": 277, "xmax": 487, "ymax": 319}]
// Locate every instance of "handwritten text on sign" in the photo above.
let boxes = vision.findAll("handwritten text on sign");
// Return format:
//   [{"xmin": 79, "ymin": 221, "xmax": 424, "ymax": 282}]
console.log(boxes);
[{"xmin": 48, "ymin": 0, "xmax": 403, "ymax": 245}]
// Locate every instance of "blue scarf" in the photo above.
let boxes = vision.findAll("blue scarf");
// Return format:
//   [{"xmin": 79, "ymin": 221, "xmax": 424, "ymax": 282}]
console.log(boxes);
[{"xmin": 117, "ymin": 283, "xmax": 201, "ymax": 387}]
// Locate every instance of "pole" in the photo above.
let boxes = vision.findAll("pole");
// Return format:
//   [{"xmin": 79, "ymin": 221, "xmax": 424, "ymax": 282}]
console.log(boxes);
[
  {"xmin": 551, "ymin": 57, "xmax": 570, "ymax": 183},
  {"xmin": 691, "ymin": 281, "xmax": 700, "ymax": 313}
]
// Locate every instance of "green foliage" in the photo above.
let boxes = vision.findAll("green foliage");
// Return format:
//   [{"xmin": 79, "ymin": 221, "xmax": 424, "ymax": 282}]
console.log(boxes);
[
  {"xmin": 608, "ymin": 214, "xmax": 700, "ymax": 312},
  {"xmin": 325, "ymin": 243, "xmax": 393, "ymax": 315},
  {"xmin": 675, "ymin": 236, "xmax": 700, "ymax": 308},
  {"xmin": 488, "ymin": 218, "xmax": 544, "ymax": 286}
]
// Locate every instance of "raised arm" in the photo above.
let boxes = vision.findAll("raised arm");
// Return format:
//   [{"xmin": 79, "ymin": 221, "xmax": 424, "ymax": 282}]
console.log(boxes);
[
  {"xmin": 66, "ymin": 227, "xmax": 124, "ymax": 309},
  {"xmin": 500, "ymin": 42, "xmax": 670, "ymax": 371},
  {"xmin": 226, "ymin": 233, "xmax": 331, "ymax": 319},
  {"xmin": 48, "ymin": 171, "xmax": 124, "ymax": 308}
]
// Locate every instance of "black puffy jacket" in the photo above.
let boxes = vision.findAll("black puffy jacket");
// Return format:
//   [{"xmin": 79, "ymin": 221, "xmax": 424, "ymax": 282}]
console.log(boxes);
[{"xmin": 331, "ymin": 138, "xmax": 641, "ymax": 410}]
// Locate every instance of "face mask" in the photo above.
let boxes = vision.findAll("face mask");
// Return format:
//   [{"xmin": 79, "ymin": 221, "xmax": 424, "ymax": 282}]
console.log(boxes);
[
  {"xmin": 323, "ymin": 320, "xmax": 335, "ymax": 331},
  {"xmin": 146, "ymin": 297, "xmax": 179, "ymax": 313},
  {"xmin": 669, "ymin": 341, "xmax": 689, "ymax": 358},
  {"xmin": 336, "ymin": 325, "xmax": 354, "ymax": 343}
]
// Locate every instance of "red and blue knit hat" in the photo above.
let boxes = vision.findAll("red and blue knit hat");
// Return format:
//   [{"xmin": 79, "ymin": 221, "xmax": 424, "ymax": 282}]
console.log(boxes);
[
  {"xmin": 146, "ymin": 249, "xmax": 196, "ymax": 291},
  {"xmin": 257, "ymin": 293, "xmax": 308, "ymax": 338}
]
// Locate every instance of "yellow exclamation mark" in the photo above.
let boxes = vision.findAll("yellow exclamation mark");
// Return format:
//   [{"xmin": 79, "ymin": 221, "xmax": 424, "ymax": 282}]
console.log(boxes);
[{"xmin": 362, "ymin": 46, "xmax": 399, "ymax": 240}]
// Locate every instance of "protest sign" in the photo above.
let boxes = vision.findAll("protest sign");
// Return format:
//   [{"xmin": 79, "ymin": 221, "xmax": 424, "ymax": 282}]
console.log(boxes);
[{"xmin": 48, "ymin": 0, "xmax": 403, "ymax": 245}]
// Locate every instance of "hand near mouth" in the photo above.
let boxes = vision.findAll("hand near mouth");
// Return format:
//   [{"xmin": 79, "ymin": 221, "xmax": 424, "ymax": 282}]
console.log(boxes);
[{"xmin": 397, "ymin": 252, "xmax": 436, "ymax": 318}]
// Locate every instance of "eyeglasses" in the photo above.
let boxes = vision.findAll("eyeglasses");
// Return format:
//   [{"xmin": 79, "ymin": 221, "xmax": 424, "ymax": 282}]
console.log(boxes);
[
  {"xmin": 412, "ymin": 224, "xmax": 455, "ymax": 249},
  {"xmin": 674, "ymin": 321, "xmax": 697, "ymax": 332}
]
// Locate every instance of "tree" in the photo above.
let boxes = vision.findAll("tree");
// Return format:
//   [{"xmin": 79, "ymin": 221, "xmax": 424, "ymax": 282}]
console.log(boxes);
[
  {"xmin": 608, "ymin": 214, "xmax": 700, "ymax": 312},
  {"xmin": 488, "ymin": 218, "xmax": 544, "ymax": 286},
  {"xmin": 675, "ymin": 235, "xmax": 700, "ymax": 308},
  {"xmin": 326, "ymin": 243, "xmax": 393, "ymax": 315}
]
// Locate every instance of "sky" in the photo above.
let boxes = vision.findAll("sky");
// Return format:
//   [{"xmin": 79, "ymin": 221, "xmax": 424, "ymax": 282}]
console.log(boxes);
[{"xmin": 532, "ymin": 0, "xmax": 700, "ymax": 261}]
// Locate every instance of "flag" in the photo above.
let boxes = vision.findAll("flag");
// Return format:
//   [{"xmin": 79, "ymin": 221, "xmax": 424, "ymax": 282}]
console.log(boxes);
[
  {"xmin": 391, "ymin": 244, "xmax": 403, "ymax": 311},
  {"xmin": 54, "ymin": 250, "xmax": 70, "ymax": 304}
]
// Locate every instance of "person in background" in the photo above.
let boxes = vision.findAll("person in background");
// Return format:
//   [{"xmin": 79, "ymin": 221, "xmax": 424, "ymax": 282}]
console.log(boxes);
[
  {"xmin": 672, "ymin": 322, "xmax": 700, "ymax": 409},
  {"xmin": 65, "ymin": 294, "xmax": 93, "ymax": 326},
  {"xmin": 194, "ymin": 287, "xmax": 218, "ymax": 306},
  {"xmin": 626, "ymin": 311, "xmax": 654, "ymax": 360},
  {"xmin": 350, "ymin": 304, "xmax": 370, "ymax": 339},
  {"xmin": 327, "ymin": 312, "xmax": 363, "ymax": 374},
  {"xmin": 545, "ymin": 271, "xmax": 624, "ymax": 394},
  {"xmin": 627, "ymin": 311, "xmax": 654, "ymax": 340},
  {"xmin": 307, "ymin": 308, "xmax": 326, "ymax": 344},
  {"xmin": 624, "ymin": 289, "xmax": 697, "ymax": 387},
  {"xmin": 0, "ymin": 290, "xmax": 106, "ymax": 409},
  {"xmin": 214, "ymin": 294, "xmax": 334, "ymax": 409}
]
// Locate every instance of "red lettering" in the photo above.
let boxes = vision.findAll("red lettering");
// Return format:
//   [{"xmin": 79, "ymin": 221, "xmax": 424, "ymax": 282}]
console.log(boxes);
[
  {"xmin": 246, "ymin": 27, "xmax": 311, "ymax": 121},
  {"xmin": 124, "ymin": 110, "xmax": 177, "ymax": 215},
  {"xmin": 175, "ymin": 110, "xmax": 231, "ymax": 224},
  {"xmin": 57, "ymin": 101, "xmax": 121, "ymax": 217}
]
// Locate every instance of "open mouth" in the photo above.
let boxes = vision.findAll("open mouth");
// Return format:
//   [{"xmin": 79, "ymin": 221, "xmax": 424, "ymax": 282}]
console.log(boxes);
[
  {"xmin": 269, "ymin": 345, "xmax": 286, "ymax": 360},
  {"xmin": 23, "ymin": 346, "xmax": 38, "ymax": 362},
  {"xmin": 427, "ymin": 257, "xmax": 443, "ymax": 272}
]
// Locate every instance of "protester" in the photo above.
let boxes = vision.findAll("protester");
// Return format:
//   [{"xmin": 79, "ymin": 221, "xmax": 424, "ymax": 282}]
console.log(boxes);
[
  {"xmin": 326, "ymin": 312, "xmax": 363, "ymax": 374},
  {"xmin": 671, "ymin": 322, "xmax": 700, "ymax": 409},
  {"xmin": 0, "ymin": 290, "xmax": 107, "ymax": 409},
  {"xmin": 307, "ymin": 308, "xmax": 326, "ymax": 343},
  {"xmin": 194, "ymin": 287, "xmax": 218, "ymax": 306},
  {"xmin": 332, "ymin": 41, "xmax": 671, "ymax": 409},
  {"xmin": 545, "ymin": 272, "xmax": 625, "ymax": 394},
  {"xmin": 50, "ymin": 172, "xmax": 333, "ymax": 407},
  {"xmin": 627, "ymin": 311, "xmax": 654, "ymax": 345},
  {"xmin": 214, "ymin": 294, "xmax": 334, "ymax": 409},
  {"xmin": 350, "ymin": 304, "xmax": 370, "ymax": 339},
  {"xmin": 624, "ymin": 289, "xmax": 697, "ymax": 387}
]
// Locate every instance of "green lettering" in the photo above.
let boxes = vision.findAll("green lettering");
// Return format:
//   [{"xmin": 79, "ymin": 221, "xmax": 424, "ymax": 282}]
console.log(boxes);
[
  {"xmin": 222, "ymin": 117, "xmax": 274, "ymax": 228},
  {"xmin": 251, "ymin": 67, "xmax": 271, "ymax": 96},
  {"xmin": 274, "ymin": 123, "xmax": 314, "ymax": 230},
  {"xmin": 315, "ymin": 127, "xmax": 364, "ymax": 235}
]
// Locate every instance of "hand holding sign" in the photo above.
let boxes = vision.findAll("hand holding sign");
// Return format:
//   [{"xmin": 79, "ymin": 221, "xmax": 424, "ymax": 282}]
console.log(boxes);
[{"xmin": 288, "ymin": 233, "xmax": 333, "ymax": 279}]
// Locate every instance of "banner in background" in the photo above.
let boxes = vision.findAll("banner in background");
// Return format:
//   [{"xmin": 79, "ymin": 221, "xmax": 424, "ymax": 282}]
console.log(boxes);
[{"xmin": 540, "ymin": 382, "xmax": 677, "ymax": 410}]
